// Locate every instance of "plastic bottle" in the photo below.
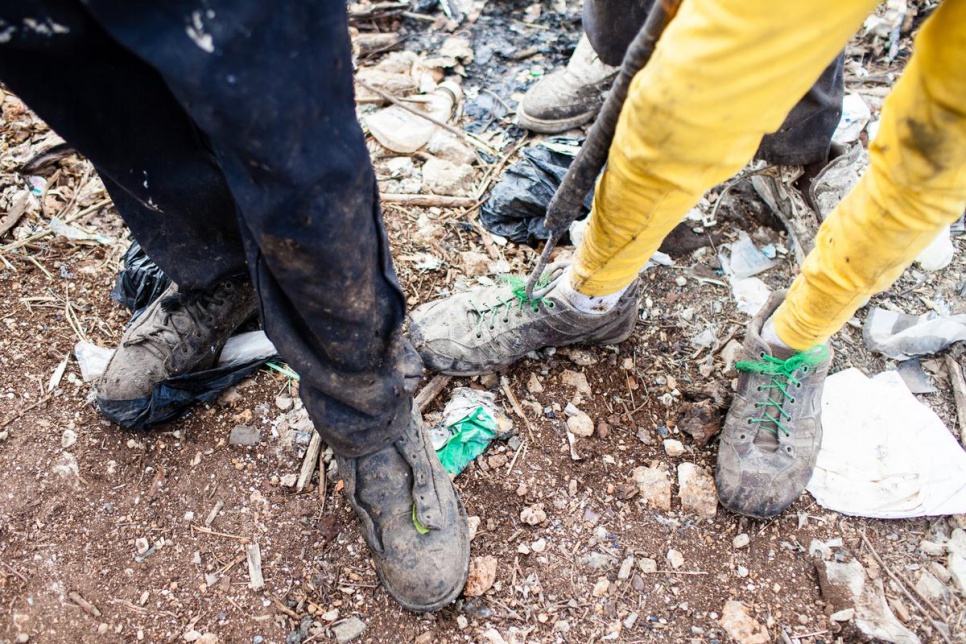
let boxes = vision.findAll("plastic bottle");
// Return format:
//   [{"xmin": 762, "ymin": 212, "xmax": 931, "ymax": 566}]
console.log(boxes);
[{"xmin": 366, "ymin": 81, "xmax": 462, "ymax": 154}]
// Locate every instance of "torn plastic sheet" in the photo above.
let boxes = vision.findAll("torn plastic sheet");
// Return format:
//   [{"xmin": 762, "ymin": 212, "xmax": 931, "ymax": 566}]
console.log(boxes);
[
  {"xmin": 429, "ymin": 387, "xmax": 512, "ymax": 475},
  {"xmin": 807, "ymin": 368, "xmax": 966, "ymax": 518},
  {"xmin": 863, "ymin": 307, "xmax": 966, "ymax": 360},
  {"xmin": 75, "ymin": 331, "xmax": 280, "ymax": 430},
  {"xmin": 478, "ymin": 137, "xmax": 592, "ymax": 246},
  {"xmin": 50, "ymin": 216, "xmax": 115, "ymax": 245},
  {"xmin": 718, "ymin": 237, "xmax": 772, "ymax": 316}
]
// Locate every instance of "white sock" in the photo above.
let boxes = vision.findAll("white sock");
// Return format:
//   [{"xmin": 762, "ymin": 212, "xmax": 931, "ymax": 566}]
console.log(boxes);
[
  {"xmin": 761, "ymin": 316, "xmax": 794, "ymax": 355},
  {"xmin": 555, "ymin": 267, "xmax": 629, "ymax": 315}
]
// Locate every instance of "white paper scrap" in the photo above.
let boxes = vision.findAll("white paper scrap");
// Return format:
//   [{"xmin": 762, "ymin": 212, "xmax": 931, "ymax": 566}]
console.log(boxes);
[{"xmin": 807, "ymin": 368, "xmax": 966, "ymax": 518}]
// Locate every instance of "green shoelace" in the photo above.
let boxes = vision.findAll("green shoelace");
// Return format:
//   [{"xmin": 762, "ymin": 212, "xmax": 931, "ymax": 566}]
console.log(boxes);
[
  {"xmin": 736, "ymin": 344, "xmax": 829, "ymax": 437},
  {"xmin": 468, "ymin": 274, "xmax": 555, "ymax": 337}
]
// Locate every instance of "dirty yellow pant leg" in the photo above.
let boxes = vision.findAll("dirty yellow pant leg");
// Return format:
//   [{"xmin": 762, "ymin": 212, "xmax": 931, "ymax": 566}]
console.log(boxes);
[
  {"xmin": 572, "ymin": 0, "xmax": 880, "ymax": 296},
  {"xmin": 774, "ymin": 0, "xmax": 966, "ymax": 350}
]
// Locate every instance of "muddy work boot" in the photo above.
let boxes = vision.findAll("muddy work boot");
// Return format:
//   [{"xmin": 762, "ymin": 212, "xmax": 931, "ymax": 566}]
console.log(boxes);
[
  {"xmin": 336, "ymin": 408, "xmax": 469, "ymax": 612},
  {"xmin": 715, "ymin": 292, "xmax": 832, "ymax": 519},
  {"xmin": 97, "ymin": 280, "xmax": 257, "ymax": 425},
  {"xmin": 410, "ymin": 270, "xmax": 640, "ymax": 375},
  {"xmin": 516, "ymin": 34, "xmax": 618, "ymax": 134}
]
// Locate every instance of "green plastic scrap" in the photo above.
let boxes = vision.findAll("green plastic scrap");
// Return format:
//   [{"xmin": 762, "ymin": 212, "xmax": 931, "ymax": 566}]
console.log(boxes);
[{"xmin": 435, "ymin": 406, "xmax": 499, "ymax": 475}]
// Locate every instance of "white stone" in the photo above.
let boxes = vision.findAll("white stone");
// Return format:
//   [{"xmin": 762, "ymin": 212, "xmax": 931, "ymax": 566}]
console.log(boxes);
[
  {"xmin": 830, "ymin": 608, "xmax": 855, "ymax": 622},
  {"xmin": 566, "ymin": 412, "xmax": 594, "ymax": 438},
  {"xmin": 332, "ymin": 617, "xmax": 367, "ymax": 643},
  {"xmin": 638, "ymin": 557, "xmax": 658, "ymax": 574},
  {"xmin": 733, "ymin": 533, "xmax": 750, "ymax": 549},
  {"xmin": 631, "ymin": 466, "xmax": 671, "ymax": 511},
  {"xmin": 61, "ymin": 429, "xmax": 77, "ymax": 449},
  {"xmin": 666, "ymin": 549, "xmax": 684, "ymax": 569},
  {"xmin": 618, "ymin": 556, "xmax": 635, "ymax": 580},
  {"xmin": 663, "ymin": 439, "xmax": 685, "ymax": 457},
  {"xmin": 719, "ymin": 600, "xmax": 769, "ymax": 644},
  {"xmin": 677, "ymin": 463, "xmax": 717, "ymax": 518}
]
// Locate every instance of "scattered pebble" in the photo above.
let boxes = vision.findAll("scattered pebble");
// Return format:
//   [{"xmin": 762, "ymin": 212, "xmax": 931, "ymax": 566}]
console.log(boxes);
[
  {"xmin": 666, "ymin": 549, "xmax": 684, "ymax": 569},
  {"xmin": 736, "ymin": 566, "xmax": 749, "ymax": 578},
  {"xmin": 663, "ymin": 439, "xmax": 685, "ymax": 457},
  {"xmin": 135, "ymin": 538, "xmax": 150, "ymax": 556},
  {"xmin": 566, "ymin": 412, "xmax": 594, "ymax": 438},
  {"xmin": 719, "ymin": 600, "xmax": 769, "ymax": 644},
  {"xmin": 279, "ymin": 473, "xmax": 298, "ymax": 488},
  {"xmin": 228, "ymin": 424, "xmax": 260, "ymax": 446},
  {"xmin": 467, "ymin": 516, "xmax": 481, "ymax": 541},
  {"xmin": 830, "ymin": 608, "xmax": 855, "ymax": 622},
  {"xmin": 592, "ymin": 578, "xmax": 610, "ymax": 597},
  {"xmin": 531, "ymin": 538, "xmax": 546, "ymax": 554},
  {"xmin": 520, "ymin": 504, "xmax": 547, "ymax": 525},
  {"xmin": 332, "ymin": 617, "xmax": 367, "ymax": 643},
  {"xmin": 464, "ymin": 556, "xmax": 498, "ymax": 597},
  {"xmin": 274, "ymin": 395, "xmax": 293, "ymax": 411},
  {"xmin": 527, "ymin": 373, "xmax": 544, "ymax": 394},
  {"xmin": 733, "ymin": 533, "xmax": 750, "ymax": 549},
  {"xmin": 631, "ymin": 466, "xmax": 671, "ymax": 511},
  {"xmin": 677, "ymin": 463, "xmax": 717, "ymax": 518},
  {"xmin": 618, "ymin": 556, "xmax": 635, "ymax": 580},
  {"xmin": 638, "ymin": 558, "xmax": 657, "ymax": 574},
  {"xmin": 919, "ymin": 540, "xmax": 945, "ymax": 557},
  {"xmin": 560, "ymin": 369, "xmax": 591, "ymax": 394},
  {"xmin": 61, "ymin": 429, "xmax": 77, "ymax": 449}
]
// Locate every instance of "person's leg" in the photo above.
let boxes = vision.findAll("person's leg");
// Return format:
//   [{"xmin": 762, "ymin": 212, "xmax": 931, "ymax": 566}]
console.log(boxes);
[
  {"xmin": 83, "ymin": 0, "xmax": 468, "ymax": 611},
  {"xmin": 0, "ymin": 1, "xmax": 256, "ymax": 424}
]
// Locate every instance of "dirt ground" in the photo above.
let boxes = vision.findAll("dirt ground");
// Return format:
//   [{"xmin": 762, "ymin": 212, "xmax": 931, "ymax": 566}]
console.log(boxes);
[{"xmin": 1, "ymin": 1, "xmax": 964, "ymax": 643}]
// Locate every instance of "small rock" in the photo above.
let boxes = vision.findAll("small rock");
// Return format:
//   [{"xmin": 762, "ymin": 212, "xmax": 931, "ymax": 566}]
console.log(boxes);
[
  {"xmin": 677, "ymin": 463, "xmax": 717, "ymax": 518},
  {"xmin": 676, "ymin": 400, "xmax": 723, "ymax": 447},
  {"xmin": 53, "ymin": 452, "xmax": 79, "ymax": 480},
  {"xmin": 15, "ymin": 635, "xmax": 29, "ymax": 644},
  {"xmin": 631, "ymin": 466, "xmax": 671, "ymax": 511},
  {"xmin": 229, "ymin": 424, "xmax": 260, "ymax": 446},
  {"xmin": 562, "ymin": 348, "xmax": 598, "ymax": 366},
  {"xmin": 675, "ymin": 276, "xmax": 687, "ymax": 287},
  {"xmin": 467, "ymin": 516, "xmax": 481, "ymax": 541},
  {"xmin": 480, "ymin": 628, "xmax": 506, "ymax": 644},
  {"xmin": 830, "ymin": 608, "xmax": 855, "ymax": 622},
  {"xmin": 275, "ymin": 395, "xmax": 293, "ymax": 411},
  {"xmin": 527, "ymin": 373, "xmax": 544, "ymax": 394},
  {"xmin": 635, "ymin": 427, "xmax": 654, "ymax": 445},
  {"xmin": 888, "ymin": 597, "xmax": 911, "ymax": 623},
  {"xmin": 520, "ymin": 504, "xmax": 547, "ymax": 525},
  {"xmin": 597, "ymin": 422, "xmax": 611, "ymax": 439},
  {"xmin": 720, "ymin": 339, "xmax": 744, "ymax": 373},
  {"xmin": 135, "ymin": 537, "xmax": 150, "ymax": 556},
  {"xmin": 560, "ymin": 369, "xmax": 592, "ymax": 394},
  {"xmin": 0, "ymin": 430, "xmax": 8, "ymax": 441},
  {"xmin": 618, "ymin": 556, "xmax": 635, "ymax": 580},
  {"xmin": 461, "ymin": 251, "xmax": 490, "ymax": 276},
  {"xmin": 517, "ymin": 543, "xmax": 530, "ymax": 555},
  {"xmin": 464, "ymin": 556, "xmax": 498, "ymax": 597},
  {"xmin": 663, "ymin": 439, "xmax": 685, "ymax": 457},
  {"xmin": 720, "ymin": 600, "xmax": 769, "ymax": 644},
  {"xmin": 919, "ymin": 540, "xmax": 945, "ymax": 557},
  {"xmin": 279, "ymin": 473, "xmax": 298, "ymax": 488},
  {"xmin": 733, "ymin": 533, "xmax": 750, "ymax": 549},
  {"xmin": 638, "ymin": 558, "xmax": 658, "ymax": 574},
  {"xmin": 531, "ymin": 538, "xmax": 546, "ymax": 554},
  {"xmin": 422, "ymin": 157, "xmax": 475, "ymax": 196},
  {"xmin": 666, "ymin": 549, "xmax": 684, "ymax": 569},
  {"xmin": 479, "ymin": 373, "xmax": 499, "ymax": 388},
  {"xmin": 183, "ymin": 631, "xmax": 201, "ymax": 642},
  {"xmin": 61, "ymin": 429, "xmax": 77, "ymax": 449},
  {"xmin": 332, "ymin": 617, "xmax": 367, "ymax": 643},
  {"xmin": 915, "ymin": 570, "xmax": 947, "ymax": 602},
  {"xmin": 580, "ymin": 552, "xmax": 613, "ymax": 571},
  {"xmin": 566, "ymin": 412, "xmax": 594, "ymax": 438},
  {"xmin": 487, "ymin": 454, "xmax": 507, "ymax": 469},
  {"xmin": 929, "ymin": 561, "xmax": 952, "ymax": 584},
  {"xmin": 946, "ymin": 552, "xmax": 966, "ymax": 594},
  {"xmin": 515, "ymin": 482, "xmax": 528, "ymax": 497},
  {"xmin": 592, "ymin": 578, "xmax": 610, "ymax": 597},
  {"xmin": 736, "ymin": 566, "xmax": 749, "ymax": 578},
  {"xmin": 97, "ymin": 624, "xmax": 109, "ymax": 635}
]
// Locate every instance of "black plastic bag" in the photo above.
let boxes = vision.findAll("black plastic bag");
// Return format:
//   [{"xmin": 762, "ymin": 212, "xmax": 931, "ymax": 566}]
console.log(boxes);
[
  {"xmin": 479, "ymin": 137, "xmax": 595, "ymax": 246},
  {"xmin": 110, "ymin": 240, "xmax": 171, "ymax": 320},
  {"xmin": 103, "ymin": 242, "xmax": 278, "ymax": 430}
]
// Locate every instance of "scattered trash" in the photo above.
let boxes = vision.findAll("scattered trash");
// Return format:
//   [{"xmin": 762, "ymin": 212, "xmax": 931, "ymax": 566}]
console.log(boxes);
[
  {"xmin": 49, "ymin": 216, "xmax": 114, "ymax": 245},
  {"xmin": 719, "ymin": 231, "xmax": 776, "ymax": 278},
  {"xmin": 366, "ymin": 81, "xmax": 462, "ymax": 154},
  {"xmin": 429, "ymin": 387, "xmax": 512, "ymax": 475},
  {"xmin": 718, "ymin": 233, "xmax": 773, "ymax": 316},
  {"xmin": 895, "ymin": 358, "xmax": 937, "ymax": 394},
  {"xmin": 914, "ymin": 225, "xmax": 956, "ymax": 271},
  {"xmin": 813, "ymin": 543, "xmax": 920, "ymax": 644},
  {"xmin": 809, "ymin": 144, "xmax": 868, "ymax": 220},
  {"xmin": 863, "ymin": 307, "xmax": 966, "ymax": 360},
  {"xmin": 832, "ymin": 94, "xmax": 872, "ymax": 145},
  {"xmin": 807, "ymin": 368, "xmax": 966, "ymax": 518},
  {"xmin": 479, "ymin": 137, "xmax": 591, "ymax": 246}
]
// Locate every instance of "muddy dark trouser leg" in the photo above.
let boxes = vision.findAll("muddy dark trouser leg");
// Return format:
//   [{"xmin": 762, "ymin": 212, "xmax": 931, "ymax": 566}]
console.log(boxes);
[
  {"xmin": 0, "ymin": 0, "xmax": 247, "ymax": 290},
  {"xmin": 81, "ymin": 0, "xmax": 417, "ymax": 457},
  {"xmin": 582, "ymin": 0, "xmax": 844, "ymax": 166}
]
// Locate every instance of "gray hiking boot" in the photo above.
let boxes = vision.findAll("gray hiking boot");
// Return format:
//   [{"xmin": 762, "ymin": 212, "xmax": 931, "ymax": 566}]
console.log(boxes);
[
  {"xmin": 410, "ymin": 269, "xmax": 640, "ymax": 375},
  {"xmin": 516, "ymin": 35, "xmax": 618, "ymax": 134},
  {"xmin": 336, "ymin": 407, "xmax": 469, "ymax": 612},
  {"xmin": 97, "ymin": 279, "xmax": 257, "ymax": 425},
  {"xmin": 715, "ymin": 291, "xmax": 832, "ymax": 519}
]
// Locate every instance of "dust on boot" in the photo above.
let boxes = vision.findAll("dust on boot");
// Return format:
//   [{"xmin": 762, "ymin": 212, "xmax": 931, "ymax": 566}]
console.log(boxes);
[
  {"xmin": 410, "ymin": 268, "xmax": 640, "ymax": 375},
  {"xmin": 715, "ymin": 291, "xmax": 831, "ymax": 519},
  {"xmin": 96, "ymin": 279, "xmax": 257, "ymax": 426},
  {"xmin": 336, "ymin": 406, "xmax": 469, "ymax": 612}
]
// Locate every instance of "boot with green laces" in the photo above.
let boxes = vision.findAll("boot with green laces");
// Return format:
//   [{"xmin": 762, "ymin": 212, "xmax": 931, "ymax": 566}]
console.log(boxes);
[{"xmin": 715, "ymin": 292, "xmax": 832, "ymax": 519}]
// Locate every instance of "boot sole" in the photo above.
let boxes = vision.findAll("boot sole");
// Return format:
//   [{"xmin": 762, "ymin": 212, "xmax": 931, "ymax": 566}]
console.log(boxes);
[{"xmin": 515, "ymin": 106, "xmax": 599, "ymax": 134}]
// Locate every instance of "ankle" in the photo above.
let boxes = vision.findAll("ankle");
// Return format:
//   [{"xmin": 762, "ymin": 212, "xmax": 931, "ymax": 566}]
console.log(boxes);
[
  {"xmin": 760, "ymin": 316, "xmax": 796, "ymax": 359},
  {"xmin": 555, "ymin": 268, "xmax": 629, "ymax": 315}
]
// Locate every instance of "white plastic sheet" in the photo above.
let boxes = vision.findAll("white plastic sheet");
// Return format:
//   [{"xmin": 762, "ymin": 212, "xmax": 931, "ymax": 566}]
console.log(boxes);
[{"xmin": 807, "ymin": 368, "xmax": 966, "ymax": 518}]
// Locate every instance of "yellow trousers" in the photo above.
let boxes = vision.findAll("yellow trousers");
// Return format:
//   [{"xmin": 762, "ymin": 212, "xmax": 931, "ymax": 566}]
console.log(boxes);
[{"xmin": 572, "ymin": 0, "xmax": 966, "ymax": 350}]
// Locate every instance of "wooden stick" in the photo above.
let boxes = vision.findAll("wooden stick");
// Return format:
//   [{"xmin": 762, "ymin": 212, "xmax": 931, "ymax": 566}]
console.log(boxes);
[
  {"xmin": 380, "ymin": 193, "xmax": 477, "ymax": 208},
  {"xmin": 296, "ymin": 433, "xmax": 322, "ymax": 493},
  {"xmin": 0, "ymin": 394, "xmax": 52, "ymax": 428},
  {"xmin": 68, "ymin": 591, "xmax": 102, "ymax": 618},
  {"xmin": 500, "ymin": 376, "xmax": 534, "ymax": 439},
  {"xmin": 0, "ymin": 192, "xmax": 29, "ymax": 238},
  {"xmin": 415, "ymin": 374, "xmax": 452, "ymax": 412},
  {"xmin": 246, "ymin": 543, "xmax": 264, "ymax": 590},
  {"xmin": 192, "ymin": 525, "xmax": 249, "ymax": 544},
  {"xmin": 945, "ymin": 355, "xmax": 966, "ymax": 445}
]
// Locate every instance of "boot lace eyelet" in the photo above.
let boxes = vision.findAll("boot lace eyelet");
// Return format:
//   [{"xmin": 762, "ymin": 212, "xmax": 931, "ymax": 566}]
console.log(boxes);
[
  {"xmin": 785, "ymin": 446, "xmax": 793, "ymax": 453},
  {"xmin": 547, "ymin": 302, "xmax": 555, "ymax": 308},
  {"xmin": 476, "ymin": 332, "xmax": 482, "ymax": 338},
  {"xmin": 747, "ymin": 419, "xmax": 754, "ymax": 425},
  {"xmin": 739, "ymin": 433, "xmax": 746, "ymax": 440}
]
